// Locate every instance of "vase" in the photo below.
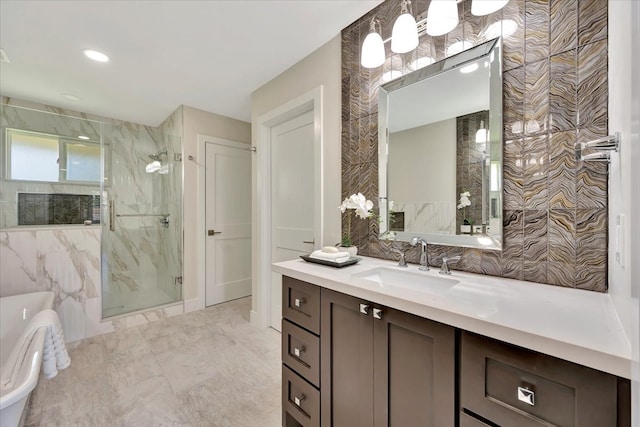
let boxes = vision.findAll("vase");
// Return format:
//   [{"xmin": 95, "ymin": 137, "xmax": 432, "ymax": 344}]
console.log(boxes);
[
  {"xmin": 339, "ymin": 246, "xmax": 358, "ymax": 257},
  {"xmin": 460, "ymin": 225, "xmax": 471, "ymax": 234}
]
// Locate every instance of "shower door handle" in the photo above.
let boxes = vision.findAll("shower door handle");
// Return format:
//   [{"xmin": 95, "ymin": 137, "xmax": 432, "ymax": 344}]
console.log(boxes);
[{"xmin": 109, "ymin": 201, "xmax": 115, "ymax": 231}]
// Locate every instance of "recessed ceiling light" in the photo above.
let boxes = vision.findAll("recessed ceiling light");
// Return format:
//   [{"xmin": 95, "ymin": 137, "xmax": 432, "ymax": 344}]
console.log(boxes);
[
  {"xmin": 82, "ymin": 49, "xmax": 109, "ymax": 62},
  {"xmin": 78, "ymin": 135, "xmax": 90, "ymax": 140},
  {"xmin": 62, "ymin": 93, "xmax": 81, "ymax": 101}
]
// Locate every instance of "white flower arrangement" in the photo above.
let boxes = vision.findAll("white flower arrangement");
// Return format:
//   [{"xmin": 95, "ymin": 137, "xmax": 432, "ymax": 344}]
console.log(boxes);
[
  {"xmin": 338, "ymin": 193, "xmax": 373, "ymax": 247},
  {"xmin": 457, "ymin": 191, "xmax": 474, "ymax": 225}
]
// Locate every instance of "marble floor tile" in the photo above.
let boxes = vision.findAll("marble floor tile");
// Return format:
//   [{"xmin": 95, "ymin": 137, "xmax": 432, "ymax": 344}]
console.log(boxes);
[{"xmin": 25, "ymin": 297, "xmax": 282, "ymax": 427}]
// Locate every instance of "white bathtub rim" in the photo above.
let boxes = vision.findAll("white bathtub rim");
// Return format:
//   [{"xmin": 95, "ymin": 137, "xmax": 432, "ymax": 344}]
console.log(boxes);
[{"xmin": 0, "ymin": 328, "xmax": 46, "ymax": 410}]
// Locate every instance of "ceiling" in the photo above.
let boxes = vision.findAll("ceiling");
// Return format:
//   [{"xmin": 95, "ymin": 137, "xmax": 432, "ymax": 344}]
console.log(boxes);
[{"xmin": 0, "ymin": 0, "xmax": 382, "ymax": 126}]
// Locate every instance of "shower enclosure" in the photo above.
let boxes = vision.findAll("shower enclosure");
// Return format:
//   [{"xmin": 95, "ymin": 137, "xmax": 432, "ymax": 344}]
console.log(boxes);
[{"xmin": 100, "ymin": 122, "xmax": 182, "ymax": 318}]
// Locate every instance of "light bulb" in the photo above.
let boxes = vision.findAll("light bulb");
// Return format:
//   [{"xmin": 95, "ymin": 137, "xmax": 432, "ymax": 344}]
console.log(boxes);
[
  {"xmin": 426, "ymin": 0, "xmax": 459, "ymax": 37},
  {"xmin": 476, "ymin": 121, "xmax": 488, "ymax": 143},
  {"xmin": 471, "ymin": 0, "xmax": 509, "ymax": 16},
  {"xmin": 361, "ymin": 20, "xmax": 385, "ymax": 68},
  {"xmin": 391, "ymin": 1, "xmax": 419, "ymax": 53}
]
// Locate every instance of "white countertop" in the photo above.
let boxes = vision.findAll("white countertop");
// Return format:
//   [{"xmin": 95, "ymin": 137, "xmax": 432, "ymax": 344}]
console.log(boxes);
[{"xmin": 273, "ymin": 256, "xmax": 632, "ymax": 379}]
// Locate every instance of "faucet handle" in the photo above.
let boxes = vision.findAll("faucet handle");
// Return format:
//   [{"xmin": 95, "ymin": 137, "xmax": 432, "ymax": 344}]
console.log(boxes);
[
  {"xmin": 391, "ymin": 247, "xmax": 409, "ymax": 268},
  {"xmin": 440, "ymin": 255, "xmax": 461, "ymax": 275}
]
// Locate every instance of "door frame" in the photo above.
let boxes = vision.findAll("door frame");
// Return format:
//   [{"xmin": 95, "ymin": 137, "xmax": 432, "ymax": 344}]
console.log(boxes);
[
  {"xmin": 252, "ymin": 86, "xmax": 324, "ymax": 328},
  {"xmin": 195, "ymin": 134, "xmax": 253, "ymax": 312}
]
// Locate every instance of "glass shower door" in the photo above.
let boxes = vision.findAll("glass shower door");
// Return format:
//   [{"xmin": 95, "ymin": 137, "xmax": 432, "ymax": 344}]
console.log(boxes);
[{"xmin": 101, "ymin": 125, "xmax": 182, "ymax": 318}]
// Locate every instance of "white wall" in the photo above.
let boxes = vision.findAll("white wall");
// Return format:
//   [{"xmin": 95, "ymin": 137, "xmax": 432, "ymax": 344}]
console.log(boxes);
[
  {"xmin": 607, "ymin": 0, "xmax": 639, "ymax": 422},
  {"xmin": 181, "ymin": 105, "xmax": 251, "ymax": 303},
  {"xmin": 388, "ymin": 118, "xmax": 456, "ymax": 203},
  {"xmin": 250, "ymin": 35, "xmax": 342, "ymax": 317}
]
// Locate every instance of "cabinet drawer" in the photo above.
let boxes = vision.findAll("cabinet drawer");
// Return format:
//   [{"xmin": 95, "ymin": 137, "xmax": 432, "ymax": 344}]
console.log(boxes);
[
  {"xmin": 461, "ymin": 332, "xmax": 620, "ymax": 427},
  {"xmin": 460, "ymin": 411, "xmax": 493, "ymax": 427},
  {"xmin": 282, "ymin": 276, "xmax": 320, "ymax": 334},
  {"xmin": 283, "ymin": 365, "xmax": 320, "ymax": 427},
  {"xmin": 282, "ymin": 319, "xmax": 320, "ymax": 387}
]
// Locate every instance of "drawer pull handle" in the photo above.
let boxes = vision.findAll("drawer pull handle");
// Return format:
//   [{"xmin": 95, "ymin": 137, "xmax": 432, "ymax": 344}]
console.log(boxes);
[
  {"xmin": 517, "ymin": 386, "xmax": 535, "ymax": 406},
  {"xmin": 294, "ymin": 297, "xmax": 306, "ymax": 308},
  {"xmin": 293, "ymin": 346, "xmax": 305, "ymax": 358},
  {"xmin": 294, "ymin": 394, "xmax": 305, "ymax": 407},
  {"xmin": 359, "ymin": 303, "xmax": 369, "ymax": 315},
  {"xmin": 373, "ymin": 308, "xmax": 383, "ymax": 320}
]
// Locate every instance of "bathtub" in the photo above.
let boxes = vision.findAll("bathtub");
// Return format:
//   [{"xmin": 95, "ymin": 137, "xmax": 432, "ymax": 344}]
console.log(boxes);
[{"xmin": 0, "ymin": 292, "xmax": 55, "ymax": 427}]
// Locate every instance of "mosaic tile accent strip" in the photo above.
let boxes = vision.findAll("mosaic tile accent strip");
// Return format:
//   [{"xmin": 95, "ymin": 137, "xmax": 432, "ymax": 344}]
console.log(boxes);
[
  {"xmin": 18, "ymin": 193, "xmax": 100, "ymax": 226},
  {"xmin": 341, "ymin": 0, "xmax": 609, "ymax": 291}
]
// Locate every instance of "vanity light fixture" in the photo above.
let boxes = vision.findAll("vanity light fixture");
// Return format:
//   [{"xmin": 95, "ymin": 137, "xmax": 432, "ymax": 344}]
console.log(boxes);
[
  {"xmin": 361, "ymin": 18, "xmax": 385, "ymax": 68},
  {"xmin": 426, "ymin": 0, "xmax": 459, "ymax": 37},
  {"xmin": 471, "ymin": 0, "xmax": 509, "ymax": 16},
  {"xmin": 460, "ymin": 62, "xmax": 479, "ymax": 74},
  {"xmin": 475, "ymin": 120, "xmax": 488, "ymax": 144},
  {"xmin": 391, "ymin": 0, "xmax": 419, "ymax": 53},
  {"xmin": 408, "ymin": 56, "xmax": 434, "ymax": 70},
  {"xmin": 382, "ymin": 69, "xmax": 404, "ymax": 82},
  {"xmin": 447, "ymin": 40, "xmax": 473, "ymax": 56},
  {"xmin": 484, "ymin": 19, "xmax": 517, "ymax": 39},
  {"xmin": 82, "ymin": 49, "xmax": 109, "ymax": 63}
]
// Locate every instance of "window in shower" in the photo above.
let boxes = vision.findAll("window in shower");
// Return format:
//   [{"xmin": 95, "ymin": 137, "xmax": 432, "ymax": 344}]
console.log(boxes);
[{"xmin": 5, "ymin": 128, "xmax": 104, "ymax": 184}]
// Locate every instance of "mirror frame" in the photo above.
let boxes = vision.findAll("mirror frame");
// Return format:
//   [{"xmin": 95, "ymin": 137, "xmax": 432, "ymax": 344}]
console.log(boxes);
[{"xmin": 378, "ymin": 38, "xmax": 503, "ymax": 250}]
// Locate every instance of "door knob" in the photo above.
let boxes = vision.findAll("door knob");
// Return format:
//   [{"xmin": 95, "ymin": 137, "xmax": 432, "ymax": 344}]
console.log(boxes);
[
  {"xmin": 373, "ymin": 308, "xmax": 383, "ymax": 320},
  {"xmin": 359, "ymin": 303, "xmax": 369, "ymax": 315}
]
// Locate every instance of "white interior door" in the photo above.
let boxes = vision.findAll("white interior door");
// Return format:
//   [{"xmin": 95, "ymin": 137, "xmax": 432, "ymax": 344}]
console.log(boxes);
[
  {"xmin": 270, "ymin": 110, "xmax": 315, "ymax": 330},
  {"xmin": 205, "ymin": 141, "xmax": 251, "ymax": 306}
]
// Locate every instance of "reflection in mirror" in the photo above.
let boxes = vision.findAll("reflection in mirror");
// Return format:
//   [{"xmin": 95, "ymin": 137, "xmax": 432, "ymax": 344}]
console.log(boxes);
[{"xmin": 379, "ymin": 38, "xmax": 502, "ymax": 250}]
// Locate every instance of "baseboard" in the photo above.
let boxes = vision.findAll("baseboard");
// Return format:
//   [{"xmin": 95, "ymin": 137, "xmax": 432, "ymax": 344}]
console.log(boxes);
[
  {"xmin": 250, "ymin": 309, "xmax": 262, "ymax": 327},
  {"xmin": 183, "ymin": 297, "xmax": 202, "ymax": 313}
]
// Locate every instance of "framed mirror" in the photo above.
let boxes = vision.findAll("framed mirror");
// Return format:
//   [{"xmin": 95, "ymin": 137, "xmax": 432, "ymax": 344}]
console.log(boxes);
[{"xmin": 378, "ymin": 38, "xmax": 502, "ymax": 250}]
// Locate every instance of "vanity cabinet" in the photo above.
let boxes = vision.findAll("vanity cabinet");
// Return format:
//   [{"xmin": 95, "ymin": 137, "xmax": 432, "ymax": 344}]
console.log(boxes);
[
  {"xmin": 460, "ymin": 331, "xmax": 630, "ymax": 427},
  {"xmin": 320, "ymin": 287, "xmax": 456, "ymax": 427},
  {"xmin": 281, "ymin": 275, "xmax": 630, "ymax": 427},
  {"xmin": 282, "ymin": 276, "xmax": 321, "ymax": 427}
]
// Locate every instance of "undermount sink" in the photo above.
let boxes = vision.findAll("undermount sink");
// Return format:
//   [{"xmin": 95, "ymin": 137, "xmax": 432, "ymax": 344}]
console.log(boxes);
[{"xmin": 353, "ymin": 267, "xmax": 460, "ymax": 293}]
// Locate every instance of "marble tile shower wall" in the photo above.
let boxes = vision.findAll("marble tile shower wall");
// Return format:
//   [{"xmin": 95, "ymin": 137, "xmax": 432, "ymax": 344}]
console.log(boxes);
[
  {"xmin": 341, "ymin": 0, "xmax": 609, "ymax": 291},
  {"xmin": 0, "ymin": 99, "xmax": 184, "ymax": 342},
  {"xmin": 0, "ymin": 104, "xmax": 102, "ymax": 229}
]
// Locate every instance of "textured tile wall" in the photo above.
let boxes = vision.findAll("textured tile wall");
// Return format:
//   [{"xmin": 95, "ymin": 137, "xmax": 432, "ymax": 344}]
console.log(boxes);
[
  {"xmin": 17, "ymin": 193, "xmax": 100, "ymax": 226},
  {"xmin": 341, "ymin": 0, "xmax": 608, "ymax": 291}
]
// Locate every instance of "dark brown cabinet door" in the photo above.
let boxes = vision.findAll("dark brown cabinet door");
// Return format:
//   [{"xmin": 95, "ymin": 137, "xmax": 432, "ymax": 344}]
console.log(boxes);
[
  {"xmin": 372, "ymin": 306, "xmax": 455, "ymax": 427},
  {"xmin": 320, "ymin": 288, "xmax": 456, "ymax": 427},
  {"xmin": 320, "ymin": 288, "xmax": 374, "ymax": 427}
]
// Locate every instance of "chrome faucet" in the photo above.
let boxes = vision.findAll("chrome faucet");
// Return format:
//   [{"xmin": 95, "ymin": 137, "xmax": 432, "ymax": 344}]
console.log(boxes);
[
  {"xmin": 410, "ymin": 237, "xmax": 429, "ymax": 271},
  {"xmin": 440, "ymin": 255, "xmax": 461, "ymax": 275},
  {"xmin": 391, "ymin": 246, "xmax": 409, "ymax": 268}
]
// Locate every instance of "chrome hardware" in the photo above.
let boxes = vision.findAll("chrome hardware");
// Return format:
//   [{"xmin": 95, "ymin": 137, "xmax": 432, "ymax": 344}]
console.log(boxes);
[
  {"xmin": 294, "ymin": 394, "xmax": 305, "ymax": 407},
  {"xmin": 293, "ymin": 346, "xmax": 305, "ymax": 358},
  {"xmin": 159, "ymin": 215, "xmax": 170, "ymax": 228},
  {"xmin": 410, "ymin": 237, "xmax": 429, "ymax": 271},
  {"xmin": 439, "ymin": 255, "xmax": 461, "ymax": 275},
  {"xmin": 391, "ymin": 247, "xmax": 409, "ymax": 267},
  {"xmin": 108, "ymin": 200, "xmax": 115, "ymax": 231},
  {"xmin": 575, "ymin": 132, "xmax": 620, "ymax": 162},
  {"xmin": 294, "ymin": 297, "xmax": 306, "ymax": 308},
  {"xmin": 517, "ymin": 386, "xmax": 535, "ymax": 406},
  {"xmin": 373, "ymin": 308, "xmax": 383, "ymax": 320},
  {"xmin": 359, "ymin": 304, "xmax": 369, "ymax": 315},
  {"xmin": 207, "ymin": 229, "xmax": 222, "ymax": 236}
]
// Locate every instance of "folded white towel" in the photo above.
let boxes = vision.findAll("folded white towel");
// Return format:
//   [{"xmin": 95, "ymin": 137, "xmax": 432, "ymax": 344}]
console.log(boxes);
[
  {"xmin": 1, "ymin": 309, "xmax": 71, "ymax": 389},
  {"xmin": 310, "ymin": 249, "xmax": 351, "ymax": 263}
]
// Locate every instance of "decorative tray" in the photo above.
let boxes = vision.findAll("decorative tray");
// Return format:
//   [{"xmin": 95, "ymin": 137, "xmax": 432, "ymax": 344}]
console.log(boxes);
[{"xmin": 300, "ymin": 255, "xmax": 361, "ymax": 268}]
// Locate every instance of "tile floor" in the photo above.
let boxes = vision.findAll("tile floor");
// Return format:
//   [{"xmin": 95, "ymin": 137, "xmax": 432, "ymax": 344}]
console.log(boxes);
[{"xmin": 25, "ymin": 297, "xmax": 282, "ymax": 427}]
